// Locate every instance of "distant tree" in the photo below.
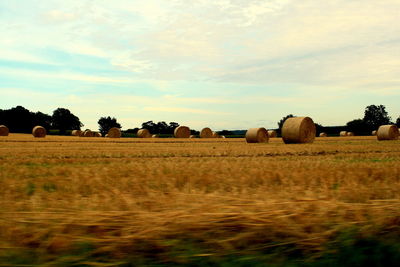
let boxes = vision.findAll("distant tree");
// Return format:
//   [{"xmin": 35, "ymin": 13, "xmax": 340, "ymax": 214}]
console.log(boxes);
[
  {"xmin": 141, "ymin": 121, "xmax": 157, "ymax": 133},
  {"xmin": 315, "ymin": 123, "xmax": 324, "ymax": 135},
  {"xmin": 98, "ymin": 116, "xmax": 121, "ymax": 136},
  {"xmin": 363, "ymin": 105, "xmax": 392, "ymax": 130},
  {"xmin": 124, "ymin": 128, "xmax": 139, "ymax": 134},
  {"xmin": 33, "ymin": 112, "xmax": 52, "ymax": 131},
  {"xmin": 218, "ymin": 130, "xmax": 233, "ymax": 136},
  {"xmin": 168, "ymin": 122, "xmax": 179, "ymax": 134},
  {"xmin": 0, "ymin": 106, "xmax": 34, "ymax": 133},
  {"xmin": 396, "ymin": 116, "xmax": 400, "ymax": 127},
  {"xmin": 346, "ymin": 119, "xmax": 370, "ymax": 135},
  {"xmin": 52, "ymin": 108, "xmax": 83, "ymax": 134},
  {"xmin": 277, "ymin": 114, "xmax": 295, "ymax": 132}
]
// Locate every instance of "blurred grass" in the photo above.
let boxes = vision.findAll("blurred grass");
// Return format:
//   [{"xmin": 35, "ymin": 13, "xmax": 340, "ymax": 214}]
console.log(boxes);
[{"xmin": 0, "ymin": 134, "xmax": 399, "ymax": 265}]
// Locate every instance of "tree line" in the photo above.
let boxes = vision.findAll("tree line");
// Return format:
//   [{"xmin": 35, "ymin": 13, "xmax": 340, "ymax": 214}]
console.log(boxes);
[{"xmin": 1, "ymin": 104, "xmax": 399, "ymax": 136}]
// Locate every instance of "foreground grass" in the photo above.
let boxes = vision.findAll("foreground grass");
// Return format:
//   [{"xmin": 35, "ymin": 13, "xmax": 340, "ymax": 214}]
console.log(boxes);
[{"xmin": 0, "ymin": 134, "xmax": 399, "ymax": 266}]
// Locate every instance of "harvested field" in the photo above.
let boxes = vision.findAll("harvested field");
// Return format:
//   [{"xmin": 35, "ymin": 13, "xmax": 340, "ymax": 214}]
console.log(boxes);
[{"xmin": 0, "ymin": 134, "xmax": 400, "ymax": 266}]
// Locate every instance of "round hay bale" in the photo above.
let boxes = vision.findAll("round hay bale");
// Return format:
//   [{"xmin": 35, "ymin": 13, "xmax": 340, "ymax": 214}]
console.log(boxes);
[
  {"xmin": 32, "ymin": 126, "xmax": 46, "ymax": 138},
  {"xmin": 71, "ymin": 130, "xmax": 82, "ymax": 136},
  {"xmin": 340, "ymin": 131, "xmax": 347, "ymax": 137},
  {"xmin": 94, "ymin": 132, "xmax": 102, "ymax": 137},
  {"xmin": 189, "ymin": 135, "xmax": 196, "ymax": 138},
  {"xmin": 83, "ymin": 130, "xmax": 94, "ymax": 137},
  {"xmin": 319, "ymin": 132, "xmax": 327, "ymax": 137},
  {"xmin": 221, "ymin": 135, "xmax": 226, "ymax": 138},
  {"xmin": 105, "ymin": 134, "xmax": 109, "ymax": 138},
  {"xmin": 282, "ymin": 117, "xmax": 316, "ymax": 144},
  {"xmin": 200, "ymin": 127, "xmax": 213, "ymax": 138},
  {"xmin": 371, "ymin": 130, "xmax": 377, "ymax": 136},
  {"xmin": 137, "ymin": 129, "xmax": 151, "ymax": 138},
  {"xmin": 152, "ymin": 134, "xmax": 159, "ymax": 138},
  {"xmin": 347, "ymin": 132, "xmax": 354, "ymax": 136},
  {"xmin": 268, "ymin": 130, "xmax": 277, "ymax": 138},
  {"xmin": 245, "ymin": 128, "xmax": 268, "ymax": 143},
  {"xmin": 0, "ymin": 125, "xmax": 9, "ymax": 136},
  {"xmin": 377, "ymin": 125, "xmax": 399, "ymax": 141},
  {"xmin": 174, "ymin": 126, "xmax": 190, "ymax": 138},
  {"xmin": 212, "ymin": 131, "xmax": 220, "ymax": 138},
  {"xmin": 108, "ymin": 127, "xmax": 121, "ymax": 138}
]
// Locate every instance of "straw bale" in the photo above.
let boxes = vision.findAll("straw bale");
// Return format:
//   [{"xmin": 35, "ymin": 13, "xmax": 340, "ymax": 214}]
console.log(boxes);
[
  {"xmin": 340, "ymin": 131, "xmax": 347, "ymax": 137},
  {"xmin": 94, "ymin": 132, "xmax": 102, "ymax": 137},
  {"xmin": 105, "ymin": 134, "xmax": 109, "ymax": 138},
  {"xmin": 83, "ymin": 130, "xmax": 94, "ymax": 137},
  {"xmin": 268, "ymin": 130, "xmax": 277, "ymax": 138},
  {"xmin": 108, "ymin": 127, "xmax": 121, "ymax": 138},
  {"xmin": 0, "ymin": 125, "xmax": 9, "ymax": 136},
  {"xmin": 32, "ymin": 126, "xmax": 46, "ymax": 138},
  {"xmin": 319, "ymin": 132, "xmax": 327, "ymax": 137},
  {"xmin": 200, "ymin": 128, "xmax": 213, "ymax": 138},
  {"xmin": 152, "ymin": 134, "xmax": 159, "ymax": 138},
  {"xmin": 347, "ymin": 132, "xmax": 354, "ymax": 136},
  {"xmin": 245, "ymin": 128, "xmax": 268, "ymax": 143},
  {"xmin": 377, "ymin": 125, "xmax": 399, "ymax": 141},
  {"xmin": 137, "ymin": 129, "xmax": 152, "ymax": 138},
  {"xmin": 174, "ymin": 126, "xmax": 190, "ymax": 138},
  {"xmin": 71, "ymin": 130, "xmax": 82, "ymax": 136},
  {"xmin": 221, "ymin": 135, "xmax": 226, "ymax": 138},
  {"xmin": 189, "ymin": 135, "xmax": 196, "ymax": 138},
  {"xmin": 372, "ymin": 130, "xmax": 377, "ymax": 136},
  {"xmin": 282, "ymin": 117, "xmax": 316, "ymax": 144}
]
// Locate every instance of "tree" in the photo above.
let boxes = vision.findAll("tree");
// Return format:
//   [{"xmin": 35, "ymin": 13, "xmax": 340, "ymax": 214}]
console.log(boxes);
[
  {"xmin": 363, "ymin": 105, "xmax": 392, "ymax": 130},
  {"xmin": 0, "ymin": 106, "xmax": 34, "ymax": 133},
  {"xmin": 277, "ymin": 114, "xmax": 294, "ymax": 132},
  {"xmin": 98, "ymin": 116, "xmax": 121, "ymax": 136},
  {"xmin": 52, "ymin": 108, "xmax": 83, "ymax": 134},
  {"xmin": 33, "ymin": 112, "xmax": 52, "ymax": 131},
  {"xmin": 396, "ymin": 116, "xmax": 400, "ymax": 127},
  {"xmin": 346, "ymin": 119, "xmax": 369, "ymax": 135}
]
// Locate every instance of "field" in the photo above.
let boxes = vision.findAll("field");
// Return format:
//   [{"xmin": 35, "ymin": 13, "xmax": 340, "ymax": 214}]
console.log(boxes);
[{"xmin": 1, "ymin": 134, "xmax": 400, "ymax": 266}]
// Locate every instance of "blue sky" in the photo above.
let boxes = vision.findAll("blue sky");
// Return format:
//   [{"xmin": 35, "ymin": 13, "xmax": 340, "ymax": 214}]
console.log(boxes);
[{"xmin": 1, "ymin": 0, "xmax": 399, "ymax": 130}]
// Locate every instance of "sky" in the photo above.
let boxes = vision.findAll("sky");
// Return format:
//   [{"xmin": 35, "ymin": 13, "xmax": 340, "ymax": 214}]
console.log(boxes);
[{"xmin": 0, "ymin": 0, "xmax": 399, "ymax": 130}]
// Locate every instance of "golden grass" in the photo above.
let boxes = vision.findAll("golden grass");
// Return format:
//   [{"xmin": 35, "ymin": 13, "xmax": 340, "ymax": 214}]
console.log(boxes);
[{"xmin": 0, "ymin": 134, "xmax": 400, "ymax": 263}]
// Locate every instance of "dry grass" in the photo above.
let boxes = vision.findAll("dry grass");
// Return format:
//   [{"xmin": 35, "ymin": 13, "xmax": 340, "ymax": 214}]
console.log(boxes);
[{"xmin": 0, "ymin": 134, "xmax": 400, "ymax": 265}]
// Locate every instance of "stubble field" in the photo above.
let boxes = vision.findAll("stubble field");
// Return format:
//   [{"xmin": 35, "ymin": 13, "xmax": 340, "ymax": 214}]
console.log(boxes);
[{"xmin": 1, "ymin": 134, "xmax": 400, "ymax": 266}]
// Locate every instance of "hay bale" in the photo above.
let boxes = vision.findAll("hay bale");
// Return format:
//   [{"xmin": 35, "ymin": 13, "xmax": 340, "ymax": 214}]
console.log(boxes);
[
  {"xmin": 174, "ymin": 126, "xmax": 190, "ymax": 138},
  {"xmin": 268, "ymin": 130, "xmax": 277, "ymax": 138},
  {"xmin": 212, "ymin": 131, "xmax": 220, "ymax": 138},
  {"xmin": 94, "ymin": 132, "xmax": 102, "ymax": 137},
  {"xmin": 371, "ymin": 130, "xmax": 377, "ymax": 136},
  {"xmin": 137, "ymin": 129, "xmax": 151, "ymax": 138},
  {"xmin": 83, "ymin": 130, "xmax": 94, "ymax": 137},
  {"xmin": 200, "ymin": 127, "xmax": 213, "ymax": 138},
  {"xmin": 319, "ymin": 132, "xmax": 327, "ymax": 137},
  {"xmin": 0, "ymin": 125, "xmax": 9, "ymax": 136},
  {"xmin": 245, "ymin": 128, "xmax": 268, "ymax": 143},
  {"xmin": 71, "ymin": 130, "xmax": 82, "ymax": 136},
  {"xmin": 377, "ymin": 125, "xmax": 399, "ymax": 141},
  {"xmin": 221, "ymin": 135, "xmax": 226, "ymax": 138},
  {"xmin": 108, "ymin": 127, "xmax": 121, "ymax": 138},
  {"xmin": 340, "ymin": 131, "xmax": 347, "ymax": 137},
  {"xmin": 152, "ymin": 134, "xmax": 159, "ymax": 138},
  {"xmin": 282, "ymin": 117, "xmax": 316, "ymax": 144},
  {"xmin": 105, "ymin": 134, "xmax": 109, "ymax": 138},
  {"xmin": 347, "ymin": 132, "xmax": 354, "ymax": 136},
  {"xmin": 32, "ymin": 126, "xmax": 46, "ymax": 138},
  {"xmin": 189, "ymin": 135, "xmax": 196, "ymax": 138}
]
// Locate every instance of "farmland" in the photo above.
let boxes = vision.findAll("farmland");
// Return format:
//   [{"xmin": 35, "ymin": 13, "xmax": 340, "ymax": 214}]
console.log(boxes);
[{"xmin": 1, "ymin": 134, "xmax": 400, "ymax": 266}]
